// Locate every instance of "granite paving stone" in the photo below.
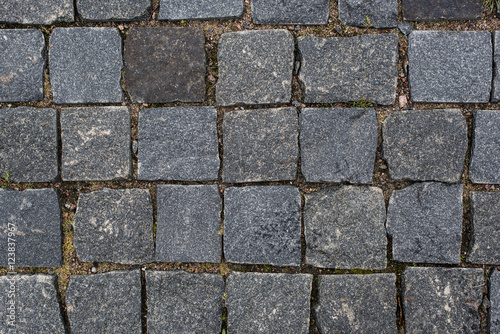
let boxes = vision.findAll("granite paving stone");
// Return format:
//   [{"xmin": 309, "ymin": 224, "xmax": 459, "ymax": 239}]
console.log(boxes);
[
  {"xmin": 124, "ymin": 27, "xmax": 206, "ymax": 103},
  {"xmin": 299, "ymin": 108, "xmax": 377, "ymax": 184},
  {"xmin": 403, "ymin": 267, "xmax": 484, "ymax": 333},
  {"xmin": 77, "ymin": 0, "xmax": 151, "ymax": 21},
  {"xmin": 315, "ymin": 274, "xmax": 397, "ymax": 333},
  {"xmin": 159, "ymin": 0, "xmax": 244, "ymax": 20},
  {"xmin": 339, "ymin": 0, "xmax": 398, "ymax": 28},
  {"xmin": 467, "ymin": 192, "xmax": 500, "ymax": 264},
  {"xmin": 469, "ymin": 110, "xmax": 500, "ymax": 184},
  {"xmin": 147, "ymin": 271, "xmax": 224, "ymax": 333},
  {"xmin": 66, "ymin": 270, "xmax": 141, "ymax": 334},
  {"xmin": 0, "ymin": 275, "xmax": 65, "ymax": 333},
  {"xmin": 0, "ymin": 188, "xmax": 62, "ymax": 268},
  {"xmin": 216, "ymin": 29, "xmax": 294, "ymax": 106},
  {"xmin": 0, "ymin": 0, "xmax": 73, "ymax": 24},
  {"xmin": 492, "ymin": 270, "xmax": 500, "ymax": 333},
  {"xmin": 298, "ymin": 33, "xmax": 398, "ymax": 105},
  {"xmin": 224, "ymin": 186, "xmax": 301, "ymax": 266},
  {"xmin": 250, "ymin": 0, "xmax": 329, "ymax": 25},
  {"xmin": 73, "ymin": 188, "xmax": 154, "ymax": 264},
  {"xmin": 156, "ymin": 185, "xmax": 222, "ymax": 263},
  {"xmin": 408, "ymin": 31, "xmax": 492, "ymax": 103},
  {"xmin": 387, "ymin": 182, "xmax": 463, "ymax": 264},
  {"xmin": 0, "ymin": 29, "xmax": 45, "ymax": 102},
  {"xmin": 138, "ymin": 107, "xmax": 219, "ymax": 181},
  {"xmin": 226, "ymin": 272, "xmax": 313, "ymax": 333},
  {"xmin": 402, "ymin": 0, "xmax": 482, "ymax": 21},
  {"xmin": 222, "ymin": 108, "xmax": 298, "ymax": 183},
  {"xmin": 382, "ymin": 109, "xmax": 467, "ymax": 182},
  {"xmin": 0, "ymin": 107, "xmax": 58, "ymax": 183},
  {"xmin": 49, "ymin": 27, "xmax": 123, "ymax": 104},
  {"xmin": 304, "ymin": 186, "xmax": 387, "ymax": 269},
  {"xmin": 493, "ymin": 32, "xmax": 500, "ymax": 102},
  {"xmin": 398, "ymin": 22, "xmax": 413, "ymax": 36}
]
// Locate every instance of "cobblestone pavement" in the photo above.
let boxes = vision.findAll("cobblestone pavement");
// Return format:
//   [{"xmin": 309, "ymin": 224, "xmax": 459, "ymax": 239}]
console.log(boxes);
[{"xmin": 0, "ymin": 0, "xmax": 500, "ymax": 333}]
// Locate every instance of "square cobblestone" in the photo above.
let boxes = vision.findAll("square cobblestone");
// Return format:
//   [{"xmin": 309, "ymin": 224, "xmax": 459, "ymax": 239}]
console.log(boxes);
[
  {"xmin": 250, "ymin": 0, "xmax": 329, "ymax": 25},
  {"xmin": 469, "ymin": 110, "xmax": 500, "ymax": 184},
  {"xmin": 402, "ymin": 0, "xmax": 482, "ymax": 21},
  {"xmin": 339, "ymin": 0, "xmax": 398, "ymax": 28},
  {"xmin": 0, "ymin": 0, "xmax": 73, "ymax": 24},
  {"xmin": 492, "ymin": 270, "xmax": 500, "ymax": 333},
  {"xmin": 77, "ymin": 0, "xmax": 151, "ymax": 21},
  {"xmin": 159, "ymin": 0, "xmax": 244, "ymax": 20}
]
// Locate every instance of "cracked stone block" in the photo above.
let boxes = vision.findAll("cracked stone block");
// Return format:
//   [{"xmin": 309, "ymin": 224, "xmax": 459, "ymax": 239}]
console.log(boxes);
[
  {"xmin": 224, "ymin": 186, "xmax": 301, "ymax": 266},
  {"xmin": 315, "ymin": 274, "xmax": 397, "ymax": 333},
  {"xmin": 408, "ymin": 31, "xmax": 492, "ymax": 103},
  {"xmin": 0, "ymin": 0, "xmax": 73, "ymax": 24},
  {"xmin": 73, "ymin": 188, "xmax": 154, "ymax": 264},
  {"xmin": 383, "ymin": 109, "xmax": 467, "ymax": 182},
  {"xmin": 0, "ymin": 29, "xmax": 45, "ymax": 102},
  {"xmin": 0, "ymin": 188, "xmax": 61, "ymax": 268},
  {"xmin": 402, "ymin": 0, "xmax": 482, "ymax": 21},
  {"xmin": 159, "ymin": 0, "xmax": 244, "ymax": 20},
  {"xmin": 0, "ymin": 275, "xmax": 65, "ymax": 333},
  {"xmin": 156, "ymin": 185, "xmax": 222, "ymax": 263},
  {"xmin": 49, "ymin": 27, "xmax": 123, "ymax": 104},
  {"xmin": 222, "ymin": 108, "xmax": 298, "ymax": 183},
  {"xmin": 339, "ymin": 0, "xmax": 398, "ymax": 28},
  {"xmin": 77, "ymin": 0, "xmax": 151, "ymax": 21},
  {"xmin": 403, "ymin": 267, "xmax": 484, "ymax": 333},
  {"xmin": 469, "ymin": 110, "xmax": 500, "ymax": 184},
  {"xmin": 492, "ymin": 270, "xmax": 500, "ymax": 333},
  {"xmin": 216, "ymin": 29, "xmax": 294, "ymax": 106},
  {"xmin": 298, "ymin": 33, "xmax": 398, "ymax": 105},
  {"xmin": 304, "ymin": 186, "xmax": 387, "ymax": 269},
  {"xmin": 138, "ymin": 107, "xmax": 219, "ymax": 181},
  {"xmin": 299, "ymin": 108, "xmax": 377, "ymax": 184},
  {"xmin": 467, "ymin": 192, "xmax": 500, "ymax": 264},
  {"xmin": 387, "ymin": 182, "xmax": 463, "ymax": 264},
  {"xmin": 0, "ymin": 107, "xmax": 58, "ymax": 183},
  {"xmin": 124, "ymin": 27, "xmax": 206, "ymax": 103},
  {"xmin": 250, "ymin": 0, "xmax": 329, "ymax": 25},
  {"xmin": 66, "ymin": 270, "xmax": 141, "ymax": 334},
  {"xmin": 61, "ymin": 107, "xmax": 131, "ymax": 181},
  {"xmin": 226, "ymin": 272, "xmax": 313, "ymax": 333},
  {"xmin": 147, "ymin": 271, "xmax": 224, "ymax": 333}
]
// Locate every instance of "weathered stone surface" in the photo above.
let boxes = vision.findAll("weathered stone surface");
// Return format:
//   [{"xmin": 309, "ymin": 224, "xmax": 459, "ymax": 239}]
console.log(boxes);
[
  {"xmin": 226, "ymin": 272, "xmax": 313, "ymax": 333},
  {"xmin": 223, "ymin": 108, "xmax": 298, "ymax": 183},
  {"xmin": 492, "ymin": 270, "xmax": 500, "ymax": 333},
  {"xmin": 49, "ymin": 27, "xmax": 123, "ymax": 104},
  {"xmin": 408, "ymin": 31, "xmax": 492, "ymax": 103},
  {"xmin": 398, "ymin": 22, "xmax": 413, "ymax": 36},
  {"xmin": 251, "ymin": 0, "xmax": 329, "ymax": 25},
  {"xmin": 339, "ymin": 0, "xmax": 398, "ymax": 28},
  {"xmin": 402, "ymin": 0, "xmax": 482, "ymax": 21},
  {"xmin": 383, "ymin": 109, "xmax": 467, "ymax": 182},
  {"xmin": 138, "ymin": 107, "xmax": 219, "ymax": 181},
  {"xmin": 147, "ymin": 271, "xmax": 224, "ymax": 333},
  {"xmin": 159, "ymin": 0, "xmax": 244, "ymax": 20},
  {"xmin": 403, "ymin": 267, "xmax": 484, "ymax": 333},
  {"xmin": 387, "ymin": 183, "xmax": 463, "ymax": 264},
  {"xmin": 73, "ymin": 188, "xmax": 154, "ymax": 264},
  {"xmin": 304, "ymin": 186, "xmax": 387, "ymax": 269},
  {"xmin": 124, "ymin": 27, "xmax": 206, "ymax": 103},
  {"xmin": 467, "ymin": 192, "xmax": 500, "ymax": 264},
  {"xmin": 0, "ymin": 0, "xmax": 73, "ymax": 24},
  {"xmin": 300, "ymin": 108, "xmax": 377, "ymax": 184},
  {"xmin": 224, "ymin": 186, "xmax": 301, "ymax": 266},
  {"xmin": 469, "ymin": 110, "xmax": 500, "ymax": 184},
  {"xmin": 0, "ymin": 188, "xmax": 61, "ymax": 268},
  {"xmin": 77, "ymin": 0, "xmax": 151, "ymax": 21},
  {"xmin": 493, "ymin": 32, "xmax": 500, "ymax": 102},
  {"xmin": 0, "ymin": 275, "xmax": 65, "ymax": 333},
  {"xmin": 315, "ymin": 274, "xmax": 397, "ymax": 333},
  {"xmin": 0, "ymin": 107, "xmax": 58, "ymax": 183},
  {"xmin": 216, "ymin": 30, "xmax": 294, "ymax": 106},
  {"xmin": 66, "ymin": 270, "xmax": 141, "ymax": 334},
  {"xmin": 156, "ymin": 185, "xmax": 222, "ymax": 263},
  {"xmin": 0, "ymin": 30, "xmax": 45, "ymax": 102},
  {"xmin": 298, "ymin": 34, "xmax": 398, "ymax": 105}
]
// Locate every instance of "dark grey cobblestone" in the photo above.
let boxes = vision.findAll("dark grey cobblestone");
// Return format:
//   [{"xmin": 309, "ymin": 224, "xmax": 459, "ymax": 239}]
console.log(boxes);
[
  {"xmin": 250, "ymin": 0, "xmax": 329, "ymax": 25},
  {"xmin": 492, "ymin": 31, "xmax": 500, "ymax": 102},
  {"xmin": 77, "ymin": 0, "xmax": 151, "ymax": 21},
  {"xmin": 339, "ymin": 0, "xmax": 398, "ymax": 28},
  {"xmin": 159, "ymin": 0, "xmax": 244, "ymax": 20},
  {"xmin": 402, "ymin": 0, "xmax": 482, "ymax": 21},
  {"xmin": 469, "ymin": 110, "xmax": 500, "ymax": 184},
  {"xmin": 0, "ymin": 0, "xmax": 73, "ymax": 25},
  {"xmin": 492, "ymin": 270, "xmax": 500, "ymax": 333}
]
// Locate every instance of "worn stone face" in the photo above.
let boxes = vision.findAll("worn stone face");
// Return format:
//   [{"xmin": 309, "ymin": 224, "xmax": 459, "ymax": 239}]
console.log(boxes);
[
  {"xmin": 469, "ymin": 110, "xmax": 500, "ymax": 184},
  {"xmin": 49, "ymin": 27, "xmax": 123, "ymax": 104},
  {"xmin": 0, "ymin": 29, "xmax": 45, "ymax": 102},
  {"xmin": 138, "ymin": 107, "xmax": 219, "ymax": 181},
  {"xmin": 66, "ymin": 270, "xmax": 142, "ymax": 334},
  {"xmin": 387, "ymin": 183, "xmax": 463, "ymax": 264},
  {"xmin": 403, "ymin": 267, "xmax": 484, "ymax": 333},
  {"xmin": 224, "ymin": 186, "xmax": 301, "ymax": 266},
  {"xmin": 73, "ymin": 188, "xmax": 154, "ymax": 264},
  {"xmin": 250, "ymin": 0, "xmax": 329, "ymax": 25},
  {"xmin": 298, "ymin": 34, "xmax": 398, "ymax": 105},
  {"xmin": 216, "ymin": 30, "xmax": 294, "ymax": 106},
  {"xmin": 0, "ymin": 0, "xmax": 73, "ymax": 24},
  {"xmin": 339, "ymin": 0, "xmax": 398, "ymax": 28},
  {"xmin": 493, "ymin": 32, "xmax": 500, "ymax": 102},
  {"xmin": 0, "ymin": 107, "xmax": 58, "ymax": 183},
  {"xmin": 147, "ymin": 271, "xmax": 224, "ymax": 333},
  {"xmin": 315, "ymin": 274, "xmax": 397, "ymax": 333},
  {"xmin": 383, "ymin": 109, "xmax": 467, "ymax": 182},
  {"xmin": 77, "ymin": 0, "xmax": 151, "ymax": 21},
  {"xmin": 492, "ymin": 270, "xmax": 500, "ymax": 333},
  {"xmin": 408, "ymin": 31, "xmax": 492, "ymax": 103},
  {"xmin": 402, "ymin": 0, "xmax": 482, "ymax": 21},
  {"xmin": 159, "ymin": 0, "xmax": 244, "ymax": 20},
  {"xmin": 124, "ymin": 27, "xmax": 206, "ymax": 103},
  {"xmin": 226, "ymin": 272, "xmax": 313, "ymax": 333},
  {"xmin": 299, "ymin": 108, "xmax": 377, "ymax": 184}
]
